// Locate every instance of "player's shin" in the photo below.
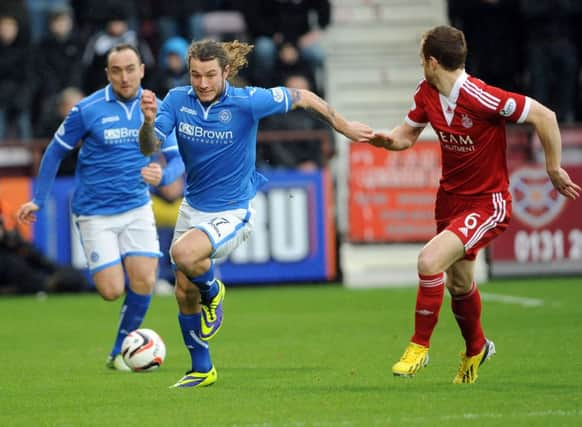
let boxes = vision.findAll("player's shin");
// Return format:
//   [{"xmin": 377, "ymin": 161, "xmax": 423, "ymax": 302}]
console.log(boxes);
[
  {"xmin": 451, "ymin": 282, "xmax": 486, "ymax": 356},
  {"xmin": 110, "ymin": 288, "xmax": 152, "ymax": 356},
  {"xmin": 411, "ymin": 273, "xmax": 445, "ymax": 346}
]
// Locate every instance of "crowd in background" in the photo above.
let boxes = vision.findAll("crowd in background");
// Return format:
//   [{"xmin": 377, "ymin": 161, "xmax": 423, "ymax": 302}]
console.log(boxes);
[
  {"xmin": 0, "ymin": 0, "xmax": 333, "ymax": 170},
  {"xmin": 449, "ymin": 0, "xmax": 582, "ymax": 125},
  {"xmin": 2, "ymin": 1, "xmax": 582, "ymax": 163}
]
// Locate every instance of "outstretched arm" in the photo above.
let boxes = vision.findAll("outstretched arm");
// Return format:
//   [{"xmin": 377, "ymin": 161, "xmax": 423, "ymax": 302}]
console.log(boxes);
[
  {"xmin": 525, "ymin": 99, "xmax": 581, "ymax": 200},
  {"xmin": 289, "ymin": 88, "xmax": 373, "ymax": 142},
  {"xmin": 139, "ymin": 89, "xmax": 162, "ymax": 156},
  {"xmin": 366, "ymin": 123, "xmax": 424, "ymax": 151}
]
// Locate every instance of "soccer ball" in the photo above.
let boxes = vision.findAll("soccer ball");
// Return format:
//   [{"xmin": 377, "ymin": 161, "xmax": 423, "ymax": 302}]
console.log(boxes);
[{"xmin": 121, "ymin": 328, "xmax": 166, "ymax": 372}]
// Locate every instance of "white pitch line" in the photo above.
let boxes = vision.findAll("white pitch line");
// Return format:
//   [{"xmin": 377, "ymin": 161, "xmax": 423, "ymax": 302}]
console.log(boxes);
[{"xmin": 480, "ymin": 292, "xmax": 544, "ymax": 307}]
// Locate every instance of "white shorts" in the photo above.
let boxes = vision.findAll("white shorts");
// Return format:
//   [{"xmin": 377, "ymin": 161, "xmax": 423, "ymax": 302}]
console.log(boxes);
[
  {"xmin": 73, "ymin": 203, "xmax": 162, "ymax": 274},
  {"xmin": 172, "ymin": 199, "xmax": 255, "ymax": 260}
]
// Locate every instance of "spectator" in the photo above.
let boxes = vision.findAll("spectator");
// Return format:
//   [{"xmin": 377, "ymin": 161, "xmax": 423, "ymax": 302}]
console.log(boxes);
[
  {"xmin": 25, "ymin": 0, "xmax": 70, "ymax": 42},
  {"xmin": 33, "ymin": 5, "xmax": 83, "ymax": 120},
  {"xmin": 80, "ymin": 7, "xmax": 154, "ymax": 94},
  {"xmin": 70, "ymin": 0, "xmax": 139, "ymax": 42},
  {"xmin": 242, "ymin": 0, "xmax": 330, "ymax": 90},
  {"xmin": 35, "ymin": 86, "xmax": 84, "ymax": 176},
  {"xmin": 448, "ymin": 0, "xmax": 524, "ymax": 93},
  {"xmin": 273, "ymin": 42, "xmax": 318, "ymax": 94},
  {"xmin": 0, "ymin": 14, "xmax": 33, "ymax": 141},
  {"xmin": 520, "ymin": 0, "xmax": 581, "ymax": 123},
  {"xmin": 0, "ymin": 211, "xmax": 89, "ymax": 295},
  {"xmin": 153, "ymin": 36, "xmax": 189, "ymax": 98},
  {"xmin": 258, "ymin": 74, "xmax": 334, "ymax": 171}
]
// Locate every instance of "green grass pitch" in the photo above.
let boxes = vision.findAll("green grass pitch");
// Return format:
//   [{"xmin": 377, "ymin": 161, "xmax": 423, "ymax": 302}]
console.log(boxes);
[{"xmin": 1, "ymin": 277, "xmax": 581, "ymax": 426}]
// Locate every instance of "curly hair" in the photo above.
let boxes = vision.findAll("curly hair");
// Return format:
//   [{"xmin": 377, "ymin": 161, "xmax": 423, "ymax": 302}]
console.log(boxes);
[{"xmin": 187, "ymin": 39, "xmax": 254, "ymax": 81}]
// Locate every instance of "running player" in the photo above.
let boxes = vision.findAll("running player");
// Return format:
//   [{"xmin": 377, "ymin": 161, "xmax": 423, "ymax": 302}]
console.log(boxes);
[
  {"xmin": 17, "ymin": 44, "xmax": 184, "ymax": 371},
  {"xmin": 365, "ymin": 25, "xmax": 580, "ymax": 384},
  {"xmin": 139, "ymin": 39, "xmax": 373, "ymax": 388}
]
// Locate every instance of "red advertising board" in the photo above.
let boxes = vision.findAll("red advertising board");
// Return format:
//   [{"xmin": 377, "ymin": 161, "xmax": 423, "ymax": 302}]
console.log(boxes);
[
  {"xmin": 489, "ymin": 165, "xmax": 582, "ymax": 276},
  {"xmin": 348, "ymin": 141, "xmax": 441, "ymax": 242}
]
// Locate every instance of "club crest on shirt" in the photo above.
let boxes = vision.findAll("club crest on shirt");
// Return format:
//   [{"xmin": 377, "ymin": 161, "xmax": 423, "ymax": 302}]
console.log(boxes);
[
  {"xmin": 461, "ymin": 114, "xmax": 473, "ymax": 128},
  {"xmin": 510, "ymin": 167, "xmax": 566, "ymax": 227},
  {"xmin": 500, "ymin": 98, "xmax": 517, "ymax": 117},
  {"xmin": 218, "ymin": 109, "xmax": 232, "ymax": 123}
]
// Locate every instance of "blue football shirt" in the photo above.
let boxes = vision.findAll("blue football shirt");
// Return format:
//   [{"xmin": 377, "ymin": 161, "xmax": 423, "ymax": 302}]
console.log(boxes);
[
  {"xmin": 153, "ymin": 82, "xmax": 291, "ymax": 211},
  {"xmin": 46, "ymin": 85, "xmax": 180, "ymax": 215}
]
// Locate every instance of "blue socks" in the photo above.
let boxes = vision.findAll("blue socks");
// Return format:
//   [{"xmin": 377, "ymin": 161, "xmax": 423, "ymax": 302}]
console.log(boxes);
[
  {"xmin": 110, "ymin": 288, "xmax": 152, "ymax": 356},
  {"xmin": 178, "ymin": 313, "xmax": 212, "ymax": 373},
  {"xmin": 188, "ymin": 262, "xmax": 219, "ymax": 305}
]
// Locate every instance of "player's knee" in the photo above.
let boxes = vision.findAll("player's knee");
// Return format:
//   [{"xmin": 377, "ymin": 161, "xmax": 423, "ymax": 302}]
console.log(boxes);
[
  {"xmin": 129, "ymin": 276, "xmax": 156, "ymax": 295},
  {"xmin": 417, "ymin": 251, "xmax": 440, "ymax": 276},
  {"xmin": 170, "ymin": 241, "xmax": 193, "ymax": 272},
  {"xmin": 97, "ymin": 285, "xmax": 124, "ymax": 301},
  {"xmin": 446, "ymin": 277, "xmax": 473, "ymax": 296}
]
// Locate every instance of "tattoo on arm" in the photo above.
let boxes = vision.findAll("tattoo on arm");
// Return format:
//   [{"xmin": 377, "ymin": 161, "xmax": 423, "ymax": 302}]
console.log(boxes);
[
  {"xmin": 305, "ymin": 98, "xmax": 337, "ymax": 128},
  {"xmin": 290, "ymin": 88, "xmax": 302, "ymax": 106},
  {"xmin": 139, "ymin": 122, "xmax": 161, "ymax": 156}
]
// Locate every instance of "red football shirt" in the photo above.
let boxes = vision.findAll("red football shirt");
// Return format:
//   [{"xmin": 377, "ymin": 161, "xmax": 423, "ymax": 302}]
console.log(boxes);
[{"xmin": 406, "ymin": 71, "xmax": 531, "ymax": 195}]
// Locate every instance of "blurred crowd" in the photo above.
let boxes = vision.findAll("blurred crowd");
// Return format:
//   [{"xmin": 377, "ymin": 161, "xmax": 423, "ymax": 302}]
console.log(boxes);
[
  {"xmin": 0, "ymin": 0, "xmax": 333, "ymax": 170},
  {"xmin": 449, "ymin": 0, "xmax": 582, "ymax": 124}
]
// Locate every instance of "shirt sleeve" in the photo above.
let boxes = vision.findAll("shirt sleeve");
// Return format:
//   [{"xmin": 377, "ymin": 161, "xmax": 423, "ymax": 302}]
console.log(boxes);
[
  {"xmin": 405, "ymin": 81, "xmax": 429, "ymax": 128},
  {"xmin": 32, "ymin": 140, "xmax": 70, "ymax": 209},
  {"xmin": 52, "ymin": 104, "xmax": 86, "ymax": 149},
  {"xmin": 249, "ymin": 86, "xmax": 292, "ymax": 120},
  {"xmin": 488, "ymin": 86, "xmax": 531, "ymax": 124},
  {"xmin": 153, "ymin": 95, "xmax": 177, "ymax": 144},
  {"xmin": 159, "ymin": 128, "xmax": 183, "ymax": 186}
]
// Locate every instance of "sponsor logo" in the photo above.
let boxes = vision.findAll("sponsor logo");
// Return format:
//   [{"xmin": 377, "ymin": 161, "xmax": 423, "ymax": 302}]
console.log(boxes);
[
  {"xmin": 179, "ymin": 122, "xmax": 195, "ymax": 136},
  {"xmin": 500, "ymin": 98, "xmax": 517, "ymax": 117},
  {"xmin": 179, "ymin": 106, "xmax": 197, "ymax": 116},
  {"xmin": 178, "ymin": 122, "xmax": 234, "ymax": 143},
  {"xmin": 218, "ymin": 109, "xmax": 232, "ymax": 123},
  {"xmin": 103, "ymin": 127, "xmax": 139, "ymax": 141},
  {"xmin": 437, "ymin": 130, "xmax": 474, "ymax": 152},
  {"xmin": 102, "ymin": 115, "xmax": 120, "ymax": 124},
  {"xmin": 271, "ymin": 87, "xmax": 285, "ymax": 103},
  {"xmin": 416, "ymin": 309, "xmax": 433, "ymax": 316},
  {"xmin": 510, "ymin": 167, "xmax": 566, "ymax": 227},
  {"xmin": 461, "ymin": 114, "xmax": 473, "ymax": 128}
]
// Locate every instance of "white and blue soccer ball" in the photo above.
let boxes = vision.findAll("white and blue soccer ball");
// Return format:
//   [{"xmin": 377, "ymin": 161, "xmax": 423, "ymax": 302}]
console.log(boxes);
[{"xmin": 121, "ymin": 328, "xmax": 166, "ymax": 372}]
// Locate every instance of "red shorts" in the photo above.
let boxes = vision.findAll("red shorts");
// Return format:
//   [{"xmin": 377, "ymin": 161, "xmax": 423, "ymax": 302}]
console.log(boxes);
[{"xmin": 435, "ymin": 189, "xmax": 512, "ymax": 261}]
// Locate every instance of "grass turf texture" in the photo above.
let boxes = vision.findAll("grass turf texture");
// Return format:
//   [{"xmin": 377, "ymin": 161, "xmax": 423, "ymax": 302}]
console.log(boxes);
[{"xmin": 1, "ymin": 277, "xmax": 581, "ymax": 427}]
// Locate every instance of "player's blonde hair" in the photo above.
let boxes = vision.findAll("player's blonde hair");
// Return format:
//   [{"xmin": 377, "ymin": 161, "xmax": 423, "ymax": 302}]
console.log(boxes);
[{"xmin": 187, "ymin": 39, "xmax": 253, "ymax": 81}]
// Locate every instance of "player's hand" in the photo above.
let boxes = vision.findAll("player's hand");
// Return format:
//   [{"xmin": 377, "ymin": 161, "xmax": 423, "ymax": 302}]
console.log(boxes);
[
  {"xmin": 344, "ymin": 121, "xmax": 374, "ymax": 142},
  {"xmin": 366, "ymin": 131, "xmax": 393, "ymax": 148},
  {"xmin": 141, "ymin": 162, "xmax": 163, "ymax": 186},
  {"xmin": 16, "ymin": 201, "xmax": 40, "ymax": 225},
  {"xmin": 548, "ymin": 168, "xmax": 581, "ymax": 200},
  {"xmin": 141, "ymin": 89, "xmax": 158, "ymax": 125}
]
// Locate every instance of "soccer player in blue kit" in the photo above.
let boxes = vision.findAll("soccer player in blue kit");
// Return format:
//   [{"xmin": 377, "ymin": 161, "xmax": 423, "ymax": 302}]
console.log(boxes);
[
  {"xmin": 139, "ymin": 39, "xmax": 373, "ymax": 388},
  {"xmin": 17, "ymin": 44, "xmax": 184, "ymax": 371}
]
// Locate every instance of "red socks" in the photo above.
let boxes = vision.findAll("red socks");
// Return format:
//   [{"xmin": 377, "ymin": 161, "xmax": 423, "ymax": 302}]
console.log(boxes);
[
  {"xmin": 411, "ymin": 273, "xmax": 445, "ymax": 347},
  {"xmin": 451, "ymin": 282, "xmax": 486, "ymax": 356}
]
